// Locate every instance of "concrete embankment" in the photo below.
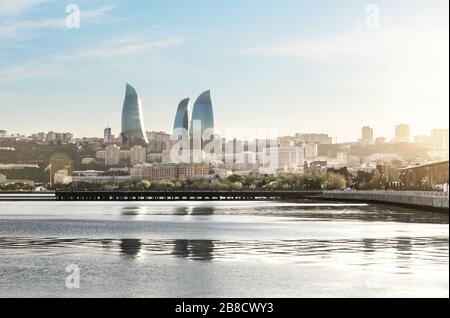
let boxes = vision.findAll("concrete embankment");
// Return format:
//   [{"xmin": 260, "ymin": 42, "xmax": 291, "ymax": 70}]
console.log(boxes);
[
  {"xmin": 0, "ymin": 193, "xmax": 56, "ymax": 201},
  {"xmin": 322, "ymin": 191, "xmax": 449, "ymax": 211}
]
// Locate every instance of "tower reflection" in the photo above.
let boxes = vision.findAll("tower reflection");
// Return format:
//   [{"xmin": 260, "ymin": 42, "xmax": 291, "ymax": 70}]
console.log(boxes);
[
  {"xmin": 119, "ymin": 239, "xmax": 142, "ymax": 258},
  {"xmin": 174, "ymin": 206, "xmax": 215, "ymax": 216},
  {"xmin": 172, "ymin": 239, "xmax": 215, "ymax": 261}
]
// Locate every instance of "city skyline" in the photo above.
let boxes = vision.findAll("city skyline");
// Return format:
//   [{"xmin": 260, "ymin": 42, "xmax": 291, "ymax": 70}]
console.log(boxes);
[{"xmin": 0, "ymin": 0, "xmax": 448, "ymax": 141}]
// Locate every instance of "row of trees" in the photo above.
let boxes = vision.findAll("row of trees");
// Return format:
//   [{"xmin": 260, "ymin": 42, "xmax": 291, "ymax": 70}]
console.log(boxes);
[
  {"xmin": 3, "ymin": 167, "xmax": 386, "ymax": 192},
  {"xmin": 51, "ymin": 171, "xmax": 371, "ymax": 192},
  {"xmin": 0, "ymin": 182, "xmax": 34, "ymax": 191}
]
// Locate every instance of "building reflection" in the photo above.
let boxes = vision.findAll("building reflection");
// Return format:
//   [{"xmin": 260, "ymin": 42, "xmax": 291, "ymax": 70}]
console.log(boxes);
[
  {"xmin": 121, "ymin": 206, "xmax": 141, "ymax": 216},
  {"xmin": 190, "ymin": 207, "xmax": 215, "ymax": 216},
  {"xmin": 362, "ymin": 238, "xmax": 377, "ymax": 254},
  {"xmin": 119, "ymin": 239, "xmax": 142, "ymax": 258},
  {"xmin": 172, "ymin": 239, "xmax": 215, "ymax": 261},
  {"xmin": 395, "ymin": 237, "xmax": 412, "ymax": 261},
  {"xmin": 174, "ymin": 206, "xmax": 215, "ymax": 216}
]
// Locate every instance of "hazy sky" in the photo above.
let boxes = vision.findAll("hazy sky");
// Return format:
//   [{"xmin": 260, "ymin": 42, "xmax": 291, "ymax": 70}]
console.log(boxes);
[{"xmin": 0, "ymin": 0, "xmax": 448, "ymax": 142}]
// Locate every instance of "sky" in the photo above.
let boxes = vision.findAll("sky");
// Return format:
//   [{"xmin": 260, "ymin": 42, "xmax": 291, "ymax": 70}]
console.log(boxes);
[{"xmin": 0, "ymin": 0, "xmax": 448, "ymax": 142}]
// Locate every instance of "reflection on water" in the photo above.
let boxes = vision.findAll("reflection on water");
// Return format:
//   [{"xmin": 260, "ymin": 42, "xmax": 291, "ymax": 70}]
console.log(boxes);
[
  {"xmin": 119, "ymin": 239, "xmax": 142, "ymax": 258},
  {"xmin": 121, "ymin": 207, "xmax": 141, "ymax": 216},
  {"xmin": 173, "ymin": 206, "xmax": 215, "ymax": 216},
  {"xmin": 113, "ymin": 203, "xmax": 449, "ymax": 224},
  {"xmin": 0, "ymin": 202, "xmax": 448, "ymax": 297},
  {"xmin": 0, "ymin": 236, "xmax": 447, "ymax": 268},
  {"xmin": 173, "ymin": 240, "xmax": 215, "ymax": 260}
]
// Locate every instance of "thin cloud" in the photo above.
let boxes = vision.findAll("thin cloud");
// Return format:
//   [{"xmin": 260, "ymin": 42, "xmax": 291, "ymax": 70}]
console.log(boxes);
[
  {"xmin": 0, "ymin": 36, "xmax": 186, "ymax": 81},
  {"xmin": 0, "ymin": 5, "xmax": 116, "ymax": 38},
  {"xmin": 62, "ymin": 36, "xmax": 185, "ymax": 59},
  {"xmin": 0, "ymin": 0, "xmax": 48, "ymax": 16}
]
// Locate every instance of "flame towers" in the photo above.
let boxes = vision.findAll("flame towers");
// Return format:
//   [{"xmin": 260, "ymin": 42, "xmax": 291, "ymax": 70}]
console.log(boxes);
[
  {"xmin": 121, "ymin": 83, "xmax": 148, "ymax": 144},
  {"xmin": 172, "ymin": 98, "xmax": 190, "ymax": 137},
  {"xmin": 190, "ymin": 90, "xmax": 214, "ymax": 139}
]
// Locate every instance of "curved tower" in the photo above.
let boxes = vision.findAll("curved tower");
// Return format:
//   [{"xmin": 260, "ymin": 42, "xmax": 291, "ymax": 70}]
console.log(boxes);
[
  {"xmin": 190, "ymin": 90, "xmax": 214, "ymax": 138},
  {"xmin": 121, "ymin": 83, "xmax": 148, "ymax": 144},
  {"xmin": 173, "ymin": 98, "xmax": 190, "ymax": 136}
]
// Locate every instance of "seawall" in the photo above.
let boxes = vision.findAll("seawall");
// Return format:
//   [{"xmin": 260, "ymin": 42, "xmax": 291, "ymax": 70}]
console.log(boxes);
[{"xmin": 322, "ymin": 190, "xmax": 449, "ymax": 211}]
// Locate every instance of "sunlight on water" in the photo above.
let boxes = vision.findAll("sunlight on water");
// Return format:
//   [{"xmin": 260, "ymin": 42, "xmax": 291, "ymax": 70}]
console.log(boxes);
[{"xmin": 0, "ymin": 201, "xmax": 448, "ymax": 298}]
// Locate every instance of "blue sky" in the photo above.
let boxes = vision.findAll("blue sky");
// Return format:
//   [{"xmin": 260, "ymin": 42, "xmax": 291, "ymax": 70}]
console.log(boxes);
[{"xmin": 0, "ymin": 0, "xmax": 448, "ymax": 141}]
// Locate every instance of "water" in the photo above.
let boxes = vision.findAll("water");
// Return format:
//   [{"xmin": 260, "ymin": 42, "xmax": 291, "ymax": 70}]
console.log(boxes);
[{"xmin": 0, "ymin": 201, "xmax": 448, "ymax": 298}]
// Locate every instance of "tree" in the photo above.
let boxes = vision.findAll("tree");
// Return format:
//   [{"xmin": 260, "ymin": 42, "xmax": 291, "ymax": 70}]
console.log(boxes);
[
  {"xmin": 227, "ymin": 174, "xmax": 244, "ymax": 183},
  {"xmin": 231, "ymin": 181, "xmax": 243, "ymax": 190},
  {"xmin": 137, "ymin": 180, "xmax": 151, "ymax": 190},
  {"xmin": 326, "ymin": 173, "xmax": 347, "ymax": 190}
]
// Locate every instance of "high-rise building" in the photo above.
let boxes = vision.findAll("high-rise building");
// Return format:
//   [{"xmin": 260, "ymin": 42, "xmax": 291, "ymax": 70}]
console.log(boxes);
[
  {"xmin": 173, "ymin": 98, "xmax": 190, "ymax": 138},
  {"xmin": 190, "ymin": 90, "xmax": 214, "ymax": 142},
  {"xmin": 104, "ymin": 127, "xmax": 113, "ymax": 144},
  {"xmin": 431, "ymin": 129, "xmax": 449, "ymax": 151},
  {"xmin": 395, "ymin": 124, "xmax": 410, "ymax": 143},
  {"xmin": 305, "ymin": 143, "xmax": 318, "ymax": 159},
  {"xmin": 121, "ymin": 83, "xmax": 148, "ymax": 144},
  {"xmin": 361, "ymin": 126, "xmax": 374, "ymax": 145},
  {"xmin": 147, "ymin": 131, "xmax": 171, "ymax": 153},
  {"xmin": 130, "ymin": 145, "xmax": 147, "ymax": 166}
]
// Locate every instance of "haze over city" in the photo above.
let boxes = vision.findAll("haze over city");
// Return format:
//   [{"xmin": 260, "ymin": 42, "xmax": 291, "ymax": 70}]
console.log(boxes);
[{"xmin": 0, "ymin": 0, "xmax": 448, "ymax": 141}]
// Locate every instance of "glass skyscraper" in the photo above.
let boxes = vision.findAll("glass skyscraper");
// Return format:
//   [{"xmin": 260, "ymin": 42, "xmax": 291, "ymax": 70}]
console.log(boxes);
[
  {"xmin": 121, "ymin": 83, "xmax": 148, "ymax": 144},
  {"xmin": 190, "ymin": 90, "xmax": 214, "ymax": 139},
  {"xmin": 172, "ymin": 98, "xmax": 190, "ymax": 137}
]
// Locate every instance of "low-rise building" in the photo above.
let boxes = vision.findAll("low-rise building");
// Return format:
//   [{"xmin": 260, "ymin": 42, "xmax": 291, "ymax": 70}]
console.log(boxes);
[
  {"xmin": 131, "ymin": 164, "xmax": 178, "ymax": 181},
  {"xmin": 81, "ymin": 157, "xmax": 96, "ymax": 165},
  {"xmin": 130, "ymin": 163, "xmax": 210, "ymax": 181},
  {"xmin": 54, "ymin": 170, "xmax": 72, "ymax": 185},
  {"xmin": 178, "ymin": 163, "xmax": 210, "ymax": 180}
]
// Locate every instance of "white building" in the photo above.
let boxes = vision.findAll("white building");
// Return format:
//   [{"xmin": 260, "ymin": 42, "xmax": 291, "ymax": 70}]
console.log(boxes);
[
  {"xmin": 263, "ymin": 146, "xmax": 304, "ymax": 172},
  {"xmin": 81, "ymin": 158, "xmax": 96, "ymax": 165},
  {"xmin": 0, "ymin": 173, "xmax": 6, "ymax": 182},
  {"xmin": 54, "ymin": 170, "xmax": 72, "ymax": 185},
  {"xmin": 337, "ymin": 152, "xmax": 348, "ymax": 166},
  {"xmin": 431, "ymin": 129, "xmax": 449, "ymax": 151},
  {"xmin": 105, "ymin": 145, "xmax": 121, "ymax": 166}
]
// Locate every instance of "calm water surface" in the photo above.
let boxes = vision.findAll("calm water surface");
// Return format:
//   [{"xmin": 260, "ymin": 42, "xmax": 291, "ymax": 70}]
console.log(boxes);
[{"xmin": 0, "ymin": 201, "xmax": 448, "ymax": 297}]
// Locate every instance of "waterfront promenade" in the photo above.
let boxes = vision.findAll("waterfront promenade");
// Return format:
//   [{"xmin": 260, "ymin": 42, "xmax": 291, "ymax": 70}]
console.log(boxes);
[{"xmin": 0, "ymin": 190, "xmax": 448, "ymax": 210}]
